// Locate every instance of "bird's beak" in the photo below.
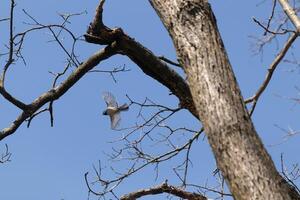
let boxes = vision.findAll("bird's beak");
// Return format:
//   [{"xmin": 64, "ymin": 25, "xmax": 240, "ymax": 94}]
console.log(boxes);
[{"xmin": 102, "ymin": 110, "xmax": 107, "ymax": 115}]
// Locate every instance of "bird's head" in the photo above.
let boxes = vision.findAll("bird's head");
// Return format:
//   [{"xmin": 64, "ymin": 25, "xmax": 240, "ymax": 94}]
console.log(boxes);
[{"xmin": 102, "ymin": 110, "xmax": 108, "ymax": 115}]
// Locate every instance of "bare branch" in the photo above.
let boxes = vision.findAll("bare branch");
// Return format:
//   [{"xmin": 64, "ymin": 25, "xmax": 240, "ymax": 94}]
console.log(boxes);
[
  {"xmin": 252, "ymin": 0, "xmax": 290, "ymax": 36},
  {"xmin": 0, "ymin": 18, "xmax": 10, "ymax": 22},
  {"xmin": 186, "ymin": 183, "xmax": 232, "ymax": 198},
  {"xmin": 49, "ymin": 62, "xmax": 72, "ymax": 88},
  {"xmin": 0, "ymin": 9, "xmax": 85, "ymax": 112},
  {"xmin": 120, "ymin": 182, "xmax": 207, "ymax": 200},
  {"xmin": 245, "ymin": 32, "xmax": 298, "ymax": 115},
  {"xmin": 265, "ymin": 0, "xmax": 278, "ymax": 35},
  {"xmin": 5, "ymin": 0, "xmax": 15, "ymax": 73},
  {"xmin": 250, "ymin": 5, "xmax": 291, "ymax": 56},
  {"xmin": 85, "ymin": 126, "xmax": 203, "ymax": 197},
  {"xmin": 0, "ymin": 43, "xmax": 118, "ymax": 141},
  {"xmin": 0, "ymin": 87, "xmax": 28, "ymax": 110},
  {"xmin": 252, "ymin": 17, "xmax": 290, "ymax": 35},
  {"xmin": 0, "ymin": 1, "xmax": 27, "ymax": 110},
  {"xmin": 26, "ymin": 108, "xmax": 49, "ymax": 128},
  {"xmin": 89, "ymin": 64, "xmax": 130, "ymax": 83},
  {"xmin": 84, "ymin": 0, "xmax": 198, "ymax": 119},
  {"xmin": 20, "ymin": 9, "xmax": 81, "ymax": 67}
]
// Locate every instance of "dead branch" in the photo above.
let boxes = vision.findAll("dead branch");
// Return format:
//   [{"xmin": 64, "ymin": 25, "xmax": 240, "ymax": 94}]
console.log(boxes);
[
  {"xmin": 84, "ymin": 0, "xmax": 198, "ymax": 119},
  {"xmin": 120, "ymin": 182, "xmax": 207, "ymax": 200}
]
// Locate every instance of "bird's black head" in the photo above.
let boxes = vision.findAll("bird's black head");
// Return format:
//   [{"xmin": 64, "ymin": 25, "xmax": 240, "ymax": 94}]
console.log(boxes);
[{"xmin": 102, "ymin": 110, "xmax": 108, "ymax": 115}]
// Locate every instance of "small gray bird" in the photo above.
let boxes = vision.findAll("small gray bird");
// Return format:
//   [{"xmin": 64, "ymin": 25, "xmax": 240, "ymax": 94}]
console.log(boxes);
[{"xmin": 102, "ymin": 91, "xmax": 129, "ymax": 129}]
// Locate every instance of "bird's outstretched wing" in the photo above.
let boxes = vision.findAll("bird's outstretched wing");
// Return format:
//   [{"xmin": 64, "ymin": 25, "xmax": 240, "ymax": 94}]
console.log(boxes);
[
  {"xmin": 102, "ymin": 91, "xmax": 118, "ymax": 108},
  {"xmin": 110, "ymin": 112, "xmax": 121, "ymax": 129}
]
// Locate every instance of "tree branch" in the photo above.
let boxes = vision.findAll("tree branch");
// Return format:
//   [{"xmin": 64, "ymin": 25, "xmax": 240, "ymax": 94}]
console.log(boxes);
[
  {"xmin": 0, "ymin": 87, "xmax": 28, "ymax": 110},
  {"xmin": 84, "ymin": 0, "xmax": 198, "ymax": 119},
  {"xmin": 0, "ymin": 43, "xmax": 118, "ymax": 141},
  {"xmin": 120, "ymin": 182, "xmax": 207, "ymax": 200},
  {"xmin": 245, "ymin": 32, "xmax": 298, "ymax": 115}
]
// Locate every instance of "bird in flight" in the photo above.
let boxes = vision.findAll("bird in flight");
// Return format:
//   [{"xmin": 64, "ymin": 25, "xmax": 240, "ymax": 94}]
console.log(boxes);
[{"xmin": 102, "ymin": 91, "xmax": 129, "ymax": 129}]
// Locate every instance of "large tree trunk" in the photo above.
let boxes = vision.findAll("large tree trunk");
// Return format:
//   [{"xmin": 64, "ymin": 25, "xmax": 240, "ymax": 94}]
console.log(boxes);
[{"xmin": 149, "ymin": 0, "xmax": 300, "ymax": 199}]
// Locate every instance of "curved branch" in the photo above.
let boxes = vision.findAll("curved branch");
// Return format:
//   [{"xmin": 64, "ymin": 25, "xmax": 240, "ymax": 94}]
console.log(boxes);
[
  {"xmin": 120, "ymin": 182, "xmax": 207, "ymax": 200},
  {"xmin": 0, "ymin": 86, "xmax": 28, "ymax": 110}
]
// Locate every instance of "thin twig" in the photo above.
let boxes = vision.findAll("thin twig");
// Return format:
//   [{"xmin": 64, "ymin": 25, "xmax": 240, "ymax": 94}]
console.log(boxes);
[
  {"xmin": 0, "ymin": 18, "xmax": 10, "ymax": 22},
  {"xmin": 0, "ymin": 144, "xmax": 12, "ymax": 164},
  {"xmin": 2, "ymin": 0, "xmax": 15, "ymax": 85},
  {"xmin": 253, "ymin": 17, "xmax": 289, "ymax": 35},
  {"xmin": 85, "ymin": 129, "xmax": 203, "ymax": 197},
  {"xmin": 89, "ymin": 65, "xmax": 130, "ymax": 83},
  {"xmin": 265, "ymin": 0, "xmax": 277, "ymax": 35}
]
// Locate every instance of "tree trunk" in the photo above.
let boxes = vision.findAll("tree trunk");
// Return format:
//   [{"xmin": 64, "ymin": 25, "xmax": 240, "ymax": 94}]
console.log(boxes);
[{"xmin": 149, "ymin": 0, "xmax": 300, "ymax": 199}]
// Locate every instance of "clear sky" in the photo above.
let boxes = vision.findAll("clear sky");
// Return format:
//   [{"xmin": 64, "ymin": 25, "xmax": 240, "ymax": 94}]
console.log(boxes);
[{"xmin": 1, "ymin": 1, "xmax": 300, "ymax": 200}]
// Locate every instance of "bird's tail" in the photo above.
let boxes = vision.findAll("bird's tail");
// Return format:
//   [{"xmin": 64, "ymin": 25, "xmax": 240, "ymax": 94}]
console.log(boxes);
[{"xmin": 119, "ymin": 103, "xmax": 129, "ymax": 111}]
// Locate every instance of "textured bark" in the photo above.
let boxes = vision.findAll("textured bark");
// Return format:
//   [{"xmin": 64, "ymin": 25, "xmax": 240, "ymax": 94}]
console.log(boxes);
[{"xmin": 150, "ymin": 0, "xmax": 300, "ymax": 199}]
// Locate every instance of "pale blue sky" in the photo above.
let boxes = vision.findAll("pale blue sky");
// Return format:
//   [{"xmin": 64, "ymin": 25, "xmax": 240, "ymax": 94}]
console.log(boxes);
[{"xmin": 1, "ymin": 1, "xmax": 300, "ymax": 199}]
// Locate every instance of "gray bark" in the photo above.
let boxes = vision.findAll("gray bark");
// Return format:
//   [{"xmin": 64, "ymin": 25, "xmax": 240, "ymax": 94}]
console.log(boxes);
[{"xmin": 149, "ymin": 0, "xmax": 300, "ymax": 199}]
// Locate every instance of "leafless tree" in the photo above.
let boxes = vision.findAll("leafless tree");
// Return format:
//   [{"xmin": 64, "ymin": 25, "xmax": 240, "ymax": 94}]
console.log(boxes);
[{"xmin": 1, "ymin": 0, "xmax": 300, "ymax": 199}]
